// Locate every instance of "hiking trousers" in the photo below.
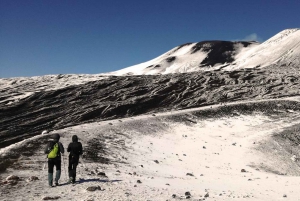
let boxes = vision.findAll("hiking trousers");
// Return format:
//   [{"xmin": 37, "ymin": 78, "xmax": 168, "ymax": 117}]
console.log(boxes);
[
  {"xmin": 68, "ymin": 155, "xmax": 79, "ymax": 182},
  {"xmin": 48, "ymin": 158, "xmax": 61, "ymax": 173}
]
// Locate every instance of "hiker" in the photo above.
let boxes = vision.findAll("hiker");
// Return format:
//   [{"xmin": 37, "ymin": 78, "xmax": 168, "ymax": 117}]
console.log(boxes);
[
  {"xmin": 67, "ymin": 135, "xmax": 83, "ymax": 184},
  {"xmin": 44, "ymin": 133, "xmax": 65, "ymax": 187}
]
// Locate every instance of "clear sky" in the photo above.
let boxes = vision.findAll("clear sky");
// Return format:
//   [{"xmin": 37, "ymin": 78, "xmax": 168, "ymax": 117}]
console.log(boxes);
[{"xmin": 1, "ymin": 0, "xmax": 299, "ymax": 78}]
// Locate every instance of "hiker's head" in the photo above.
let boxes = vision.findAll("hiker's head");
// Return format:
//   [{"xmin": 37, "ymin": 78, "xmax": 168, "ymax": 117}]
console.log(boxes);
[
  {"xmin": 52, "ymin": 133, "xmax": 60, "ymax": 142},
  {"xmin": 72, "ymin": 135, "xmax": 78, "ymax": 142}
]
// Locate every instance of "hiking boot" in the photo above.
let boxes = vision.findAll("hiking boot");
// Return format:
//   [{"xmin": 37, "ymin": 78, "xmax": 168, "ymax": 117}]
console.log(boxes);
[{"xmin": 68, "ymin": 177, "xmax": 73, "ymax": 184}]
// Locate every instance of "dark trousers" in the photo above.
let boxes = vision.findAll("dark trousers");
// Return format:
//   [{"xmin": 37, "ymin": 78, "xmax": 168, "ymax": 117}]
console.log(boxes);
[
  {"xmin": 48, "ymin": 158, "xmax": 61, "ymax": 173},
  {"xmin": 68, "ymin": 155, "xmax": 79, "ymax": 181}
]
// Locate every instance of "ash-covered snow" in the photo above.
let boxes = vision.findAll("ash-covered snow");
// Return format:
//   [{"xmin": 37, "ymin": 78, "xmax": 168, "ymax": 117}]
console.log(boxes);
[{"xmin": 1, "ymin": 99, "xmax": 300, "ymax": 200}]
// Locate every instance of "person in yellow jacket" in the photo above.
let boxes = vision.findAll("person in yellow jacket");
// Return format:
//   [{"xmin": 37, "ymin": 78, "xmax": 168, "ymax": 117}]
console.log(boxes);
[{"xmin": 44, "ymin": 133, "xmax": 65, "ymax": 187}]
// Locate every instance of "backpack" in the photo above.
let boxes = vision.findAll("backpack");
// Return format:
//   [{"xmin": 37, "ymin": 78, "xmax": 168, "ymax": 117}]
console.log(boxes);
[{"xmin": 47, "ymin": 142, "xmax": 59, "ymax": 159}]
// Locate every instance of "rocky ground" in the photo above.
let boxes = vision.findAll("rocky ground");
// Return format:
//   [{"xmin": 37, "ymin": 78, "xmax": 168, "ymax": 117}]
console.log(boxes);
[
  {"xmin": 1, "ymin": 98, "xmax": 300, "ymax": 200},
  {"xmin": 1, "ymin": 65, "xmax": 300, "ymax": 149}
]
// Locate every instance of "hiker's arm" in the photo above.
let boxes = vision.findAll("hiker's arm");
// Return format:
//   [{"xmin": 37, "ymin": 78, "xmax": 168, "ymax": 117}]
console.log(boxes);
[
  {"xmin": 79, "ymin": 142, "xmax": 83, "ymax": 155},
  {"xmin": 67, "ymin": 143, "xmax": 71, "ymax": 152},
  {"xmin": 59, "ymin": 142, "xmax": 65, "ymax": 154}
]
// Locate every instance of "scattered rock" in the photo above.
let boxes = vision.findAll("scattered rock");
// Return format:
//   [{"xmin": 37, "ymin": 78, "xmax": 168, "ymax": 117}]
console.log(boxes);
[
  {"xmin": 172, "ymin": 194, "xmax": 176, "ymax": 198},
  {"xmin": 140, "ymin": 165, "xmax": 144, "ymax": 168},
  {"xmin": 283, "ymin": 194, "xmax": 287, "ymax": 198},
  {"xmin": 152, "ymin": 114, "xmax": 156, "ymax": 116},
  {"xmin": 27, "ymin": 176, "xmax": 39, "ymax": 182},
  {"xmin": 42, "ymin": 196, "xmax": 61, "ymax": 200},
  {"xmin": 166, "ymin": 183, "xmax": 170, "ymax": 186},
  {"xmin": 116, "ymin": 170, "xmax": 121, "ymax": 173},
  {"xmin": 185, "ymin": 192, "xmax": 191, "ymax": 196},
  {"xmin": 241, "ymin": 169, "xmax": 247, "ymax": 173},
  {"xmin": 7, "ymin": 180, "xmax": 18, "ymax": 185},
  {"xmin": 86, "ymin": 186, "xmax": 101, "ymax": 191},
  {"xmin": 200, "ymin": 174, "xmax": 204, "ymax": 176},
  {"xmin": 97, "ymin": 172, "xmax": 106, "ymax": 176},
  {"xmin": 137, "ymin": 180, "xmax": 142, "ymax": 183},
  {"xmin": 154, "ymin": 160, "xmax": 159, "ymax": 164},
  {"xmin": 6, "ymin": 175, "xmax": 19, "ymax": 181},
  {"xmin": 204, "ymin": 192, "xmax": 209, "ymax": 197},
  {"xmin": 186, "ymin": 173, "xmax": 194, "ymax": 176},
  {"xmin": 203, "ymin": 146, "xmax": 206, "ymax": 149},
  {"xmin": 232, "ymin": 142, "xmax": 237, "ymax": 146},
  {"xmin": 108, "ymin": 123, "xmax": 113, "ymax": 125},
  {"xmin": 134, "ymin": 185, "xmax": 137, "ymax": 187}
]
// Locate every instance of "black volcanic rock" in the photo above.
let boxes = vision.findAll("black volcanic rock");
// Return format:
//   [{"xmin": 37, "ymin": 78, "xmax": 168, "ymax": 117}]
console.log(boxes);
[
  {"xmin": 190, "ymin": 41, "xmax": 256, "ymax": 67},
  {"xmin": 1, "ymin": 67, "xmax": 300, "ymax": 151}
]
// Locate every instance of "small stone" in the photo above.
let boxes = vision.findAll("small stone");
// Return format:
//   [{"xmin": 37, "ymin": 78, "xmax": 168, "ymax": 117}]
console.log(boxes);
[
  {"xmin": 241, "ymin": 169, "xmax": 247, "ymax": 173},
  {"xmin": 86, "ymin": 186, "xmax": 101, "ymax": 191},
  {"xmin": 152, "ymin": 114, "xmax": 156, "ymax": 116},
  {"xmin": 140, "ymin": 165, "xmax": 144, "ymax": 168},
  {"xmin": 203, "ymin": 146, "xmax": 206, "ymax": 149},
  {"xmin": 42, "ymin": 196, "xmax": 61, "ymax": 200},
  {"xmin": 232, "ymin": 142, "xmax": 237, "ymax": 146},
  {"xmin": 185, "ymin": 192, "xmax": 191, "ymax": 196},
  {"xmin": 166, "ymin": 183, "xmax": 170, "ymax": 186},
  {"xmin": 172, "ymin": 194, "xmax": 176, "ymax": 198},
  {"xmin": 204, "ymin": 192, "xmax": 209, "ymax": 197},
  {"xmin": 154, "ymin": 160, "xmax": 159, "ymax": 164},
  {"xmin": 137, "ymin": 180, "xmax": 142, "ymax": 183},
  {"xmin": 200, "ymin": 174, "xmax": 204, "ymax": 176},
  {"xmin": 7, "ymin": 180, "xmax": 18, "ymax": 185},
  {"xmin": 186, "ymin": 173, "xmax": 194, "ymax": 176},
  {"xmin": 6, "ymin": 175, "xmax": 19, "ymax": 181},
  {"xmin": 97, "ymin": 172, "xmax": 106, "ymax": 176},
  {"xmin": 27, "ymin": 176, "xmax": 39, "ymax": 182},
  {"xmin": 283, "ymin": 194, "xmax": 287, "ymax": 198},
  {"xmin": 108, "ymin": 123, "xmax": 113, "ymax": 125}
]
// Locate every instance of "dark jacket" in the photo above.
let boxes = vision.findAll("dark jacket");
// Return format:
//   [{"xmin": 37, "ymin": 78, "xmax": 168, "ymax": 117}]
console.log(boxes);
[
  {"xmin": 67, "ymin": 135, "xmax": 83, "ymax": 162},
  {"xmin": 44, "ymin": 134, "xmax": 65, "ymax": 160}
]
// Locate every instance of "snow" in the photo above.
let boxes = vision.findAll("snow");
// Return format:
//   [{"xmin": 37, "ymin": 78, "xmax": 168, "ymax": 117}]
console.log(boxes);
[
  {"xmin": 227, "ymin": 28, "xmax": 300, "ymax": 70},
  {"xmin": 0, "ymin": 74, "xmax": 109, "ymax": 105},
  {"xmin": 1, "ymin": 98, "xmax": 300, "ymax": 200},
  {"xmin": 108, "ymin": 28, "xmax": 300, "ymax": 75}
]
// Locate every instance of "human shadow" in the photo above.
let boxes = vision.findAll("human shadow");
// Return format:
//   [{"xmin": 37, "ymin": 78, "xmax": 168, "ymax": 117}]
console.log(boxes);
[
  {"xmin": 58, "ymin": 178, "xmax": 122, "ymax": 186},
  {"xmin": 78, "ymin": 178, "xmax": 122, "ymax": 184}
]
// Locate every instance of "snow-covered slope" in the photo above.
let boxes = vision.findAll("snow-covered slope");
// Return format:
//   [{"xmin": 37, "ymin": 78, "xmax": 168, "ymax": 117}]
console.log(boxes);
[
  {"xmin": 110, "ymin": 28, "xmax": 300, "ymax": 75},
  {"xmin": 226, "ymin": 28, "xmax": 300, "ymax": 70},
  {"xmin": 111, "ymin": 41, "xmax": 258, "ymax": 75}
]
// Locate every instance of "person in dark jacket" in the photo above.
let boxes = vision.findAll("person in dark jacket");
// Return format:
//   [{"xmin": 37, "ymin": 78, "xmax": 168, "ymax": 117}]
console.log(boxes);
[
  {"xmin": 44, "ymin": 133, "xmax": 65, "ymax": 187},
  {"xmin": 67, "ymin": 135, "xmax": 83, "ymax": 183}
]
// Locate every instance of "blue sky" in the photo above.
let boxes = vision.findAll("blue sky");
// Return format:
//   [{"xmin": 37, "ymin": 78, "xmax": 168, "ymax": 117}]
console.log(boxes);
[{"xmin": 1, "ymin": 0, "xmax": 299, "ymax": 78}]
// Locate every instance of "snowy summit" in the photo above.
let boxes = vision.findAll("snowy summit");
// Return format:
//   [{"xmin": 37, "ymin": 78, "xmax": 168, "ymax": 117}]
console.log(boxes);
[{"xmin": 110, "ymin": 28, "xmax": 300, "ymax": 75}]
